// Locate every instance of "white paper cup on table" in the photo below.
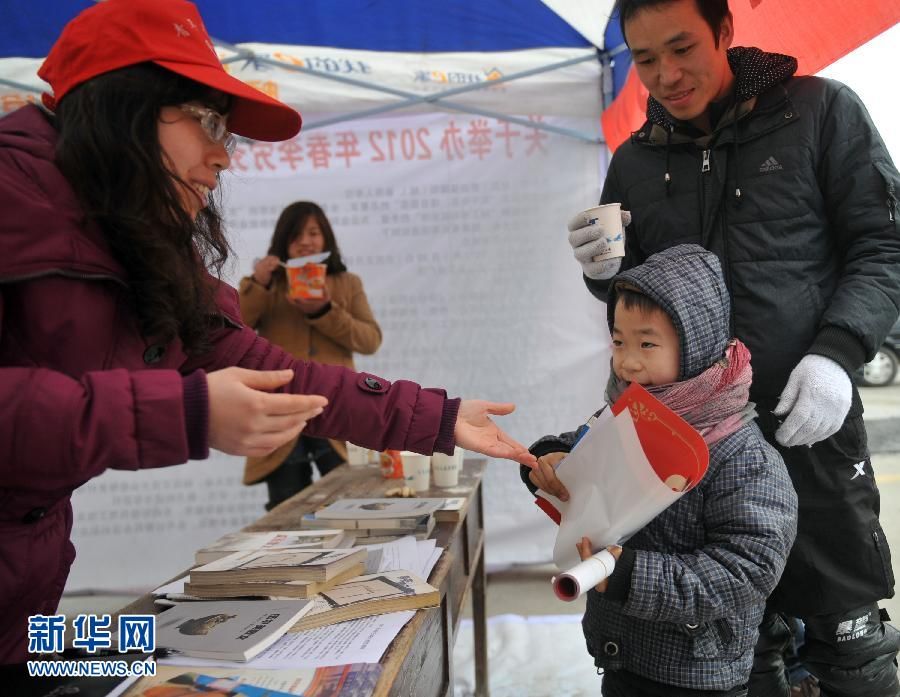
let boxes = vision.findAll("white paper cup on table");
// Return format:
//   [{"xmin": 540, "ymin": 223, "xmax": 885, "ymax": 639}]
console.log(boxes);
[
  {"xmin": 574, "ymin": 203, "xmax": 625, "ymax": 262},
  {"xmin": 432, "ymin": 447, "xmax": 463, "ymax": 488},
  {"xmin": 401, "ymin": 452, "xmax": 431, "ymax": 492}
]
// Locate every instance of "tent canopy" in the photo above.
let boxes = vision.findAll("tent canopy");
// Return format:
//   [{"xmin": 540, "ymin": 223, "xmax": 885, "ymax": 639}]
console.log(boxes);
[
  {"xmin": 2, "ymin": 1, "xmax": 899, "ymax": 149},
  {"xmin": 0, "ymin": 1, "xmax": 619, "ymax": 143},
  {"xmin": 1, "ymin": 0, "xmax": 599, "ymax": 56}
]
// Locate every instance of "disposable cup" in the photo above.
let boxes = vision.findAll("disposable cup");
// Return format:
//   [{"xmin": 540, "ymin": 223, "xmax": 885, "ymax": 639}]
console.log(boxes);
[
  {"xmin": 432, "ymin": 447, "xmax": 463, "ymax": 488},
  {"xmin": 287, "ymin": 263, "xmax": 327, "ymax": 299},
  {"xmin": 574, "ymin": 203, "xmax": 625, "ymax": 262},
  {"xmin": 401, "ymin": 452, "xmax": 431, "ymax": 492},
  {"xmin": 380, "ymin": 450, "xmax": 403, "ymax": 478}
]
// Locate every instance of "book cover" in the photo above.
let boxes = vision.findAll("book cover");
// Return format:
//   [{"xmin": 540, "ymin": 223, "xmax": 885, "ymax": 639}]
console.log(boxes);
[
  {"xmin": 128, "ymin": 663, "xmax": 382, "ymax": 697},
  {"xmin": 288, "ymin": 570, "xmax": 439, "ymax": 633},
  {"xmin": 183, "ymin": 563, "xmax": 365, "ymax": 600},
  {"xmin": 312, "ymin": 498, "xmax": 443, "ymax": 521},
  {"xmin": 195, "ymin": 529, "xmax": 351, "ymax": 565},
  {"xmin": 155, "ymin": 600, "xmax": 312, "ymax": 662},
  {"xmin": 300, "ymin": 512, "xmax": 433, "ymax": 532},
  {"xmin": 191, "ymin": 548, "xmax": 367, "ymax": 584},
  {"xmin": 128, "ymin": 671, "xmax": 297, "ymax": 696},
  {"xmin": 433, "ymin": 496, "xmax": 469, "ymax": 522}
]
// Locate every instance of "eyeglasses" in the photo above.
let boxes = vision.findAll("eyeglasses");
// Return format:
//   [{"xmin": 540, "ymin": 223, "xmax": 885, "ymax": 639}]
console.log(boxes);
[{"xmin": 179, "ymin": 104, "xmax": 237, "ymax": 156}]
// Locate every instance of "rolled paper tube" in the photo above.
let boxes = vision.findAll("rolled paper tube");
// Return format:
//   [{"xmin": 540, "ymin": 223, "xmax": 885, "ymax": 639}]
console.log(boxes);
[{"xmin": 552, "ymin": 549, "xmax": 617, "ymax": 601}]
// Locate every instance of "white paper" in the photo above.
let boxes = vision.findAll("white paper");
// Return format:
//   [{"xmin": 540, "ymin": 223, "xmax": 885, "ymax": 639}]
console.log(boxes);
[
  {"xmin": 153, "ymin": 575, "xmax": 189, "ymax": 596},
  {"xmin": 416, "ymin": 539, "xmax": 439, "ymax": 577},
  {"xmin": 159, "ymin": 611, "xmax": 415, "ymax": 668},
  {"xmin": 538, "ymin": 409, "xmax": 682, "ymax": 570},
  {"xmin": 422, "ymin": 548, "xmax": 443, "ymax": 581},
  {"xmin": 553, "ymin": 549, "xmax": 617, "ymax": 601},
  {"xmin": 362, "ymin": 536, "xmax": 420, "ymax": 574}
]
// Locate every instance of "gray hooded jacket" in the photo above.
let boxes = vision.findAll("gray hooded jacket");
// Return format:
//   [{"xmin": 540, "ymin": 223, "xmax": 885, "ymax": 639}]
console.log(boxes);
[{"xmin": 524, "ymin": 245, "xmax": 798, "ymax": 690}]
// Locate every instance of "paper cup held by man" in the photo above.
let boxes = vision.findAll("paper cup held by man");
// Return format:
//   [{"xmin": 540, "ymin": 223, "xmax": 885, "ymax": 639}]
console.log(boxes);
[{"xmin": 576, "ymin": 203, "xmax": 625, "ymax": 262}]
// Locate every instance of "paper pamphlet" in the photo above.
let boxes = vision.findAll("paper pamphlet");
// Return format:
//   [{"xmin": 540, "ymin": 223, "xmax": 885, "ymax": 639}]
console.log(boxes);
[
  {"xmin": 537, "ymin": 382, "xmax": 709, "ymax": 570},
  {"xmin": 159, "ymin": 611, "xmax": 415, "ymax": 669}
]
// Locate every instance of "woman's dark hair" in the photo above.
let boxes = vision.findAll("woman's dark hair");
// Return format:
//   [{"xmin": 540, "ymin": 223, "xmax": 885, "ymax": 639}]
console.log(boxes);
[
  {"xmin": 266, "ymin": 201, "xmax": 348, "ymax": 284},
  {"xmin": 54, "ymin": 62, "xmax": 231, "ymax": 354},
  {"xmin": 615, "ymin": 0, "xmax": 731, "ymax": 47}
]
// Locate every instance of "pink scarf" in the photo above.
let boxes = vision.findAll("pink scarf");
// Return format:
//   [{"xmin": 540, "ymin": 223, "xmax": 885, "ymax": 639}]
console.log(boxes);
[{"xmin": 606, "ymin": 339, "xmax": 756, "ymax": 446}]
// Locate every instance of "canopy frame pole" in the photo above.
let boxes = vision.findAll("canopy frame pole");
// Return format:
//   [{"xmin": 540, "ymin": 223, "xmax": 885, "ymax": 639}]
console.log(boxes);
[
  {"xmin": 0, "ymin": 77, "xmax": 43, "ymax": 93},
  {"xmin": 215, "ymin": 42, "xmax": 606, "ymax": 144},
  {"xmin": 1, "ymin": 44, "xmax": 611, "ymax": 145}
]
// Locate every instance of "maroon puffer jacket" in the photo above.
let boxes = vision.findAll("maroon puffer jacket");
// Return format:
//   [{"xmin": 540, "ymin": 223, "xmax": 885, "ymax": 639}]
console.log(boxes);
[{"xmin": 0, "ymin": 106, "xmax": 458, "ymax": 664}]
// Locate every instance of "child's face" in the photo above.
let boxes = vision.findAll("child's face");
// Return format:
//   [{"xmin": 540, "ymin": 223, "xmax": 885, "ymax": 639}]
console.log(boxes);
[{"xmin": 611, "ymin": 301, "xmax": 680, "ymax": 386}]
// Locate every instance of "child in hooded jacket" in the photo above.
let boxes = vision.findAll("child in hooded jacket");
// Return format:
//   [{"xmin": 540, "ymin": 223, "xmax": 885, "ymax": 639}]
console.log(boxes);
[{"xmin": 522, "ymin": 244, "xmax": 798, "ymax": 697}]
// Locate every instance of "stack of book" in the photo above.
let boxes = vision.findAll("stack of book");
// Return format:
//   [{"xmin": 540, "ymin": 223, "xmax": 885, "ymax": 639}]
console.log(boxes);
[
  {"xmin": 288, "ymin": 569, "xmax": 440, "ymax": 633},
  {"xmin": 301, "ymin": 498, "xmax": 461, "ymax": 543},
  {"xmin": 185, "ymin": 547, "xmax": 367, "ymax": 600},
  {"xmin": 194, "ymin": 528, "xmax": 353, "ymax": 565}
]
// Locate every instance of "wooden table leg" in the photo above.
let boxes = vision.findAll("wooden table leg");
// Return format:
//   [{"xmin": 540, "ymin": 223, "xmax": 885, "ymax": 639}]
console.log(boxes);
[{"xmin": 472, "ymin": 544, "xmax": 489, "ymax": 697}]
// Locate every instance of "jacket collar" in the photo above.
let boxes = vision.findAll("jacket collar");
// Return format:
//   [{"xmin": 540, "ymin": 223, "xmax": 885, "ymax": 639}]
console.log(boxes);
[{"xmin": 640, "ymin": 46, "xmax": 797, "ymax": 142}]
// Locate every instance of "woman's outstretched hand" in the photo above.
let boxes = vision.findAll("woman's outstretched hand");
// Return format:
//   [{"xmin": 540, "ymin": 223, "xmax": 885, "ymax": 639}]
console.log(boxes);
[
  {"xmin": 454, "ymin": 400, "xmax": 537, "ymax": 467},
  {"xmin": 207, "ymin": 367, "xmax": 327, "ymax": 457}
]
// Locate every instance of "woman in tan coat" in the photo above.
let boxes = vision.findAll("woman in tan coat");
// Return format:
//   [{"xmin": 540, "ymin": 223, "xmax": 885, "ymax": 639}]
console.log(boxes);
[{"xmin": 239, "ymin": 202, "xmax": 382, "ymax": 509}]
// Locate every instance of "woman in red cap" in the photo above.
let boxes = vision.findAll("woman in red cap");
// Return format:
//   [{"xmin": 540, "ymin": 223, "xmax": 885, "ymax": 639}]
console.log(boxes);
[{"xmin": 0, "ymin": 0, "xmax": 535, "ymax": 667}]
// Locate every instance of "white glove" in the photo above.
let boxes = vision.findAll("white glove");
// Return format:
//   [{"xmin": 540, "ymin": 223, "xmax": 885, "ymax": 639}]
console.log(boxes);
[
  {"xmin": 567, "ymin": 209, "xmax": 632, "ymax": 280},
  {"xmin": 774, "ymin": 354, "xmax": 852, "ymax": 447}
]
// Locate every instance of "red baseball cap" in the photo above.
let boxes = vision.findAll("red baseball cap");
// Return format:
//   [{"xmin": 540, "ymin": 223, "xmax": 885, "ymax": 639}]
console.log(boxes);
[{"xmin": 38, "ymin": 0, "xmax": 301, "ymax": 142}]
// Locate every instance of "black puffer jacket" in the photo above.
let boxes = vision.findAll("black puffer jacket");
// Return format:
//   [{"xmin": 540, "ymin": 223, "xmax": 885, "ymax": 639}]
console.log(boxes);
[{"xmin": 590, "ymin": 48, "xmax": 900, "ymax": 413}]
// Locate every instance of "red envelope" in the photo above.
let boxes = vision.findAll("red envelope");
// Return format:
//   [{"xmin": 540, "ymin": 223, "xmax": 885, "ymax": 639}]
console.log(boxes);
[
  {"xmin": 610, "ymin": 382, "xmax": 709, "ymax": 492},
  {"xmin": 534, "ymin": 382, "xmax": 709, "ymax": 524}
]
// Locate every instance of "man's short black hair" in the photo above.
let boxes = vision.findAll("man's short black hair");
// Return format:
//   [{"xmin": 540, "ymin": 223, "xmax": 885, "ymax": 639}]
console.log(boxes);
[{"xmin": 615, "ymin": 0, "xmax": 731, "ymax": 47}]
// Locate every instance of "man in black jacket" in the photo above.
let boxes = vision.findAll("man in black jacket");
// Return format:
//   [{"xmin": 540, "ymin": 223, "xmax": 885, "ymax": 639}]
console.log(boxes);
[{"xmin": 569, "ymin": 0, "xmax": 900, "ymax": 695}]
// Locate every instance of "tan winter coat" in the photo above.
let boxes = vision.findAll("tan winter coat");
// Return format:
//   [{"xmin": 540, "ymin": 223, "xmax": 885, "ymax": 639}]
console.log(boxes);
[{"xmin": 238, "ymin": 271, "xmax": 382, "ymax": 484}]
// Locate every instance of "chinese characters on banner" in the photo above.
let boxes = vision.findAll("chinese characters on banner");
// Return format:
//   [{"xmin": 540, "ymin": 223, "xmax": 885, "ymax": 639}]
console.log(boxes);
[{"xmin": 229, "ymin": 116, "xmax": 551, "ymax": 175}]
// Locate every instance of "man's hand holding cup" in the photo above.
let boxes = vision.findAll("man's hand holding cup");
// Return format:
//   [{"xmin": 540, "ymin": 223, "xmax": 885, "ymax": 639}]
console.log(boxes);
[{"xmin": 567, "ymin": 203, "xmax": 631, "ymax": 280}]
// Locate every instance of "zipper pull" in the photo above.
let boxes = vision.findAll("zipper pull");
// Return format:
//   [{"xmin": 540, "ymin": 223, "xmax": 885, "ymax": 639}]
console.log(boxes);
[{"xmin": 701, "ymin": 149, "xmax": 711, "ymax": 173}]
